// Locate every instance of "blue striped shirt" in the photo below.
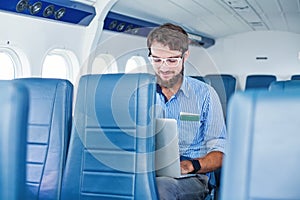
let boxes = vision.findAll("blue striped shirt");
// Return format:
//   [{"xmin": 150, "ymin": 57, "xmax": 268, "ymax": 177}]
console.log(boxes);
[{"xmin": 156, "ymin": 76, "xmax": 227, "ymax": 159}]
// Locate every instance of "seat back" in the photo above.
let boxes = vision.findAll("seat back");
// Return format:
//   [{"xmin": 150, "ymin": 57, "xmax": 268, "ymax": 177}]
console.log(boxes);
[
  {"xmin": 190, "ymin": 76, "xmax": 211, "ymax": 84},
  {"xmin": 61, "ymin": 73, "xmax": 158, "ymax": 200},
  {"xmin": 245, "ymin": 74, "xmax": 276, "ymax": 90},
  {"xmin": 290, "ymin": 74, "xmax": 300, "ymax": 80},
  {"xmin": 0, "ymin": 81, "xmax": 29, "ymax": 200},
  {"xmin": 204, "ymin": 74, "xmax": 236, "ymax": 117},
  {"xmin": 220, "ymin": 90, "xmax": 300, "ymax": 200},
  {"xmin": 14, "ymin": 78, "xmax": 73, "ymax": 200},
  {"xmin": 269, "ymin": 80, "xmax": 300, "ymax": 92}
]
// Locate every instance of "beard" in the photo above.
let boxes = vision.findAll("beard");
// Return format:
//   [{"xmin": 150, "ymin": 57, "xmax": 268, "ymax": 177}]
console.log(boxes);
[{"xmin": 156, "ymin": 67, "xmax": 184, "ymax": 88}]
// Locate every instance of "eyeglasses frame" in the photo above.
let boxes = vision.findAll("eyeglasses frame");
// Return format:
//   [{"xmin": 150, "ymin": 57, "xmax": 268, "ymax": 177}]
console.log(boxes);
[{"xmin": 148, "ymin": 53, "xmax": 185, "ymax": 67}]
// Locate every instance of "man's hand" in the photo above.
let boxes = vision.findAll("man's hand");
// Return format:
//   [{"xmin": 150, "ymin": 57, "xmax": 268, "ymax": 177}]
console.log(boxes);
[
  {"xmin": 180, "ymin": 151, "xmax": 224, "ymax": 175},
  {"xmin": 180, "ymin": 160, "xmax": 194, "ymax": 174}
]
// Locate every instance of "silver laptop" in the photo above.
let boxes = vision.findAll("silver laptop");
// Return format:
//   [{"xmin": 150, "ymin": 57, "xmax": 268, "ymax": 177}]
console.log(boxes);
[{"xmin": 155, "ymin": 118, "xmax": 196, "ymax": 178}]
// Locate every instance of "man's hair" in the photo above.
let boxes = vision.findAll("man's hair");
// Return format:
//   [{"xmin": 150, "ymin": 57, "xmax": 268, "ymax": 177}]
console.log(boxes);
[{"xmin": 147, "ymin": 23, "xmax": 189, "ymax": 55}]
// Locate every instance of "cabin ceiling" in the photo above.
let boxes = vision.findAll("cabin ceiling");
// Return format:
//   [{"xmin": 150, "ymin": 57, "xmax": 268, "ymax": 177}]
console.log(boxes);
[{"xmin": 110, "ymin": 0, "xmax": 300, "ymax": 39}]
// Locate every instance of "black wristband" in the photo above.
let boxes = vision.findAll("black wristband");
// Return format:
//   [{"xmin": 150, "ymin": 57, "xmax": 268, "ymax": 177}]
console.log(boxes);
[{"xmin": 190, "ymin": 159, "xmax": 201, "ymax": 174}]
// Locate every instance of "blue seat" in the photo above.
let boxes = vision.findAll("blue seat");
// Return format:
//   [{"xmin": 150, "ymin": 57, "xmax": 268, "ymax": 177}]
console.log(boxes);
[
  {"xmin": 290, "ymin": 74, "xmax": 300, "ymax": 80},
  {"xmin": 245, "ymin": 74, "xmax": 276, "ymax": 90},
  {"xmin": 220, "ymin": 90, "xmax": 300, "ymax": 200},
  {"xmin": 190, "ymin": 76, "xmax": 211, "ymax": 84},
  {"xmin": 61, "ymin": 73, "xmax": 158, "ymax": 200},
  {"xmin": 13, "ymin": 78, "xmax": 73, "ymax": 200},
  {"xmin": 0, "ymin": 81, "xmax": 29, "ymax": 200},
  {"xmin": 269, "ymin": 80, "xmax": 300, "ymax": 91},
  {"xmin": 204, "ymin": 74, "xmax": 236, "ymax": 117}
]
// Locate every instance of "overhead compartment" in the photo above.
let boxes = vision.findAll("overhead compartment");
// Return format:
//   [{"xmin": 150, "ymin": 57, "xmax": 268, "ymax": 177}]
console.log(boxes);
[
  {"xmin": 104, "ymin": 11, "xmax": 215, "ymax": 48},
  {"xmin": 0, "ymin": 0, "xmax": 96, "ymax": 26}
]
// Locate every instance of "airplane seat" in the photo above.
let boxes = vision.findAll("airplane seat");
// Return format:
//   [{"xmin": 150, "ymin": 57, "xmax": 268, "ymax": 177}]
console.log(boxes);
[
  {"xmin": 269, "ymin": 80, "xmax": 300, "ymax": 91},
  {"xmin": 220, "ymin": 90, "xmax": 300, "ymax": 200},
  {"xmin": 0, "ymin": 81, "xmax": 29, "ymax": 200},
  {"xmin": 204, "ymin": 74, "xmax": 236, "ymax": 118},
  {"xmin": 290, "ymin": 74, "xmax": 300, "ymax": 80},
  {"xmin": 192, "ymin": 74, "xmax": 236, "ymax": 200},
  {"xmin": 60, "ymin": 73, "xmax": 158, "ymax": 200},
  {"xmin": 245, "ymin": 74, "xmax": 276, "ymax": 90},
  {"xmin": 13, "ymin": 78, "xmax": 73, "ymax": 200},
  {"xmin": 190, "ymin": 75, "xmax": 211, "ymax": 84}
]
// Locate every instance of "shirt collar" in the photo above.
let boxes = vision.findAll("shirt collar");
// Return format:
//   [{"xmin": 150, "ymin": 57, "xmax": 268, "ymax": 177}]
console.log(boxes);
[{"xmin": 179, "ymin": 76, "xmax": 190, "ymax": 98}]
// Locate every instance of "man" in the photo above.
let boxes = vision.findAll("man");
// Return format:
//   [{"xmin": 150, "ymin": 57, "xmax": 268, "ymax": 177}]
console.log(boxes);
[{"xmin": 147, "ymin": 23, "xmax": 227, "ymax": 199}]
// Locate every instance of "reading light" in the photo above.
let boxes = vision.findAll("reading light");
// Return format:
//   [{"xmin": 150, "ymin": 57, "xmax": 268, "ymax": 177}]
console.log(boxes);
[
  {"xmin": 5, "ymin": 0, "xmax": 96, "ymax": 26},
  {"xmin": 131, "ymin": 28, "xmax": 139, "ymax": 34},
  {"xmin": 29, "ymin": 2, "xmax": 42, "ymax": 15},
  {"xmin": 16, "ymin": 0, "xmax": 29, "ymax": 12},
  {"xmin": 109, "ymin": 20, "xmax": 118, "ymax": 30},
  {"xmin": 116, "ymin": 23, "xmax": 126, "ymax": 31},
  {"xmin": 125, "ymin": 24, "xmax": 134, "ymax": 32},
  {"xmin": 54, "ymin": 8, "xmax": 66, "ymax": 19},
  {"xmin": 43, "ymin": 5, "xmax": 54, "ymax": 17}
]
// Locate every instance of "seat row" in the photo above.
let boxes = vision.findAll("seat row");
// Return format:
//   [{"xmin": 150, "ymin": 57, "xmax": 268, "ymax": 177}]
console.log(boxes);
[
  {"xmin": 220, "ymin": 79, "xmax": 300, "ymax": 200},
  {"xmin": 1, "ymin": 75, "xmax": 300, "ymax": 199},
  {"xmin": 0, "ymin": 74, "xmax": 158, "ymax": 200},
  {"xmin": 192, "ymin": 74, "xmax": 300, "ymax": 120}
]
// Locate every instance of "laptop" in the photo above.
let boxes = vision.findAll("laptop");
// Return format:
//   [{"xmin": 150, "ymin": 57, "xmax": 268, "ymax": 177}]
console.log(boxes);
[{"xmin": 155, "ymin": 118, "xmax": 196, "ymax": 178}]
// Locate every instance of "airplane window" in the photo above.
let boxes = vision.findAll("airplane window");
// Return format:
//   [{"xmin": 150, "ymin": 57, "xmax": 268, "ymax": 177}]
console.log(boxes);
[
  {"xmin": 0, "ymin": 52, "xmax": 15, "ymax": 80},
  {"xmin": 125, "ymin": 56, "xmax": 148, "ymax": 73},
  {"xmin": 42, "ymin": 54, "xmax": 68, "ymax": 79},
  {"xmin": 91, "ymin": 54, "xmax": 118, "ymax": 74},
  {"xmin": 42, "ymin": 49, "xmax": 79, "ymax": 83}
]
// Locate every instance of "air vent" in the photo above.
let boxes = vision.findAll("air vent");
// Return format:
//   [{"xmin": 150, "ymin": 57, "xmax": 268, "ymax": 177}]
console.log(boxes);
[{"xmin": 249, "ymin": 22, "xmax": 264, "ymax": 27}]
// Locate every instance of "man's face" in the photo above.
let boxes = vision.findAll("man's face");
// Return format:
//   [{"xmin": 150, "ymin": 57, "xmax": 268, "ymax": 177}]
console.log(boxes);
[{"xmin": 150, "ymin": 41, "xmax": 185, "ymax": 88}]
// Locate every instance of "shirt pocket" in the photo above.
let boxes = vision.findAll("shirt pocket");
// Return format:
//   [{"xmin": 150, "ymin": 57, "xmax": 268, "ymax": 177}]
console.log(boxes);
[{"xmin": 179, "ymin": 119, "xmax": 204, "ymax": 145}]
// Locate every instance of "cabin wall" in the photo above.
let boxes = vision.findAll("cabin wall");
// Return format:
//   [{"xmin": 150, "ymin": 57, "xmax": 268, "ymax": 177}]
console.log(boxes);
[
  {"xmin": 206, "ymin": 31, "xmax": 300, "ymax": 90},
  {"xmin": 95, "ymin": 30, "xmax": 151, "ymax": 72},
  {"xmin": 0, "ymin": 0, "xmax": 118, "ymax": 79},
  {"xmin": 0, "ymin": 11, "xmax": 87, "ymax": 76}
]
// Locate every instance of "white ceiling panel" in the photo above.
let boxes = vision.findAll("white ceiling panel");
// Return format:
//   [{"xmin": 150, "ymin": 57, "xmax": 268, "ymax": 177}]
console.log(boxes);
[
  {"xmin": 110, "ymin": 0, "xmax": 300, "ymax": 39},
  {"xmin": 262, "ymin": 13, "xmax": 287, "ymax": 30},
  {"xmin": 286, "ymin": 13, "xmax": 300, "ymax": 32},
  {"xmin": 251, "ymin": 0, "xmax": 282, "ymax": 13},
  {"xmin": 279, "ymin": 0, "xmax": 300, "ymax": 12}
]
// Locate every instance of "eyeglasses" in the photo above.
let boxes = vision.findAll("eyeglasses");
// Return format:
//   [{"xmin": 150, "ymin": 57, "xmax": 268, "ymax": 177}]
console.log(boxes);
[{"xmin": 148, "ymin": 56, "xmax": 183, "ymax": 67}]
